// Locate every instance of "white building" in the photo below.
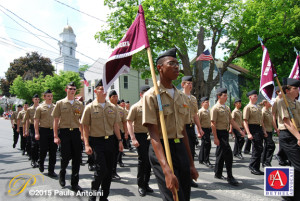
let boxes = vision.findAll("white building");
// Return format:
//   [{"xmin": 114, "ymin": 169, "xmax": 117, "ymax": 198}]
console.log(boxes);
[{"xmin": 54, "ymin": 25, "xmax": 79, "ymax": 73}]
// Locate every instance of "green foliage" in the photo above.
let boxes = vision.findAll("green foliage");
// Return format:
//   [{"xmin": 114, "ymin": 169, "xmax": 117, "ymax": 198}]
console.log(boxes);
[
  {"xmin": 10, "ymin": 71, "xmax": 82, "ymax": 103},
  {"xmin": 79, "ymin": 64, "xmax": 90, "ymax": 72},
  {"xmin": 0, "ymin": 107, "xmax": 3, "ymax": 115}
]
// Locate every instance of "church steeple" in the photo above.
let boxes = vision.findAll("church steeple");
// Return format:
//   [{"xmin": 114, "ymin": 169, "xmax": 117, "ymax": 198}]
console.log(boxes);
[{"xmin": 55, "ymin": 24, "xmax": 79, "ymax": 73}]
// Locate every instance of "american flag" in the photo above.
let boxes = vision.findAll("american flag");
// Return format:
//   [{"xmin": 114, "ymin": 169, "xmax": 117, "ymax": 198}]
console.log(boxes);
[
  {"xmin": 83, "ymin": 77, "xmax": 89, "ymax": 87},
  {"xmin": 196, "ymin": 50, "xmax": 214, "ymax": 61}
]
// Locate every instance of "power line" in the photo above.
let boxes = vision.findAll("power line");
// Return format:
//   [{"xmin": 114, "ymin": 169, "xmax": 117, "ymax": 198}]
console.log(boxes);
[
  {"xmin": 53, "ymin": 0, "xmax": 106, "ymax": 23},
  {"xmin": 3, "ymin": 26, "xmax": 54, "ymax": 39}
]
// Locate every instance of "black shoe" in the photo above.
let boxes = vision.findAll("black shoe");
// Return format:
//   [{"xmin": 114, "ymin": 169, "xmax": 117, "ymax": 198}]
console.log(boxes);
[
  {"xmin": 199, "ymin": 161, "xmax": 204, "ymax": 164},
  {"xmin": 214, "ymin": 174, "xmax": 226, "ymax": 180},
  {"xmin": 13, "ymin": 143, "xmax": 16, "ymax": 148},
  {"xmin": 59, "ymin": 172, "xmax": 66, "ymax": 187},
  {"xmin": 48, "ymin": 172, "xmax": 58, "ymax": 178},
  {"xmin": 119, "ymin": 162, "xmax": 125, "ymax": 167},
  {"xmin": 145, "ymin": 185, "xmax": 154, "ymax": 193},
  {"xmin": 28, "ymin": 156, "xmax": 32, "ymax": 160},
  {"xmin": 251, "ymin": 169, "xmax": 264, "ymax": 175},
  {"xmin": 227, "ymin": 176, "xmax": 239, "ymax": 186},
  {"xmin": 88, "ymin": 164, "xmax": 95, "ymax": 171},
  {"xmin": 71, "ymin": 185, "xmax": 83, "ymax": 192},
  {"xmin": 264, "ymin": 162, "xmax": 271, "ymax": 167},
  {"xmin": 31, "ymin": 161, "xmax": 38, "ymax": 168},
  {"xmin": 239, "ymin": 154, "xmax": 244, "ymax": 159},
  {"xmin": 39, "ymin": 164, "xmax": 44, "ymax": 173},
  {"xmin": 191, "ymin": 180, "xmax": 198, "ymax": 188},
  {"xmin": 234, "ymin": 154, "xmax": 243, "ymax": 159},
  {"xmin": 112, "ymin": 173, "xmax": 121, "ymax": 180},
  {"xmin": 138, "ymin": 187, "xmax": 146, "ymax": 197},
  {"xmin": 244, "ymin": 151, "xmax": 250, "ymax": 154},
  {"xmin": 203, "ymin": 161, "xmax": 213, "ymax": 168},
  {"xmin": 22, "ymin": 150, "xmax": 25, "ymax": 155}
]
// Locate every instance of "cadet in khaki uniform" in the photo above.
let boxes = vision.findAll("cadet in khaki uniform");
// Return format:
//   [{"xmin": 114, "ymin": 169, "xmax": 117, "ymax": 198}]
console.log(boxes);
[
  {"xmin": 229, "ymin": 98, "xmax": 245, "ymax": 159},
  {"xmin": 34, "ymin": 89, "xmax": 57, "ymax": 177},
  {"xmin": 143, "ymin": 48, "xmax": 199, "ymax": 201},
  {"xmin": 276, "ymin": 78, "xmax": 300, "ymax": 200},
  {"xmin": 198, "ymin": 97, "xmax": 212, "ymax": 167},
  {"xmin": 17, "ymin": 102, "xmax": 29, "ymax": 155},
  {"xmin": 243, "ymin": 90, "xmax": 267, "ymax": 175},
  {"xmin": 127, "ymin": 85, "xmax": 153, "ymax": 197},
  {"xmin": 260, "ymin": 100, "xmax": 275, "ymax": 167},
  {"xmin": 81, "ymin": 80, "xmax": 123, "ymax": 201},
  {"xmin": 211, "ymin": 88, "xmax": 243, "ymax": 186},
  {"xmin": 10, "ymin": 105, "xmax": 22, "ymax": 148},
  {"xmin": 52, "ymin": 82, "xmax": 84, "ymax": 192},
  {"xmin": 24, "ymin": 94, "xmax": 40, "ymax": 167}
]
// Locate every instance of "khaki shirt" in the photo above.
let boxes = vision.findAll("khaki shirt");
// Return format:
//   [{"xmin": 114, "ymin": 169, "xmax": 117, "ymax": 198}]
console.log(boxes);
[
  {"xmin": 243, "ymin": 103, "xmax": 262, "ymax": 125},
  {"xmin": 127, "ymin": 99, "xmax": 148, "ymax": 133},
  {"xmin": 262, "ymin": 107, "xmax": 273, "ymax": 132},
  {"xmin": 185, "ymin": 94, "xmax": 198, "ymax": 124},
  {"xmin": 52, "ymin": 97, "xmax": 84, "ymax": 129},
  {"xmin": 211, "ymin": 102, "xmax": 232, "ymax": 130},
  {"xmin": 232, "ymin": 108, "xmax": 243, "ymax": 128},
  {"xmin": 81, "ymin": 100, "xmax": 120, "ymax": 137},
  {"xmin": 272, "ymin": 96, "xmax": 281, "ymax": 118},
  {"xmin": 24, "ymin": 105, "xmax": 39, "ymax": 125},
  {"xmin": 142, "ymin": 81, "xmax": 189, "ymax": 139},
  {"xmin": 17, "ymin": 110, "xmax": 26, "ymax": 127},
  {"xmin": 34, "ymin": 102, "xmax": 55, "ymax": 128},
  {"xmin": 11, "ymin": 111, "xmax": 19, "ymax": 124},
  {"xmin": 117, "ymin": 105, "xmax": 127, "ymax": 133},
  {"xmin": 276, "ymin": 96, "xmax": 300, "ymax": 130},
  {"xmin": 198, "ymin": 107, "xmax": 211, "ymax": 128}
]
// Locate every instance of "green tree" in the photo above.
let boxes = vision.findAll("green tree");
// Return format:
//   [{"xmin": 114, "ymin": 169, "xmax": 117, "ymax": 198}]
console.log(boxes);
[
  {"xmin": 1, "ymin": 52, "xmax": 54, "ymax": 96},
  {"xmin": 96, "ymin": 0, "xmax": 299, "ymax": 100}
]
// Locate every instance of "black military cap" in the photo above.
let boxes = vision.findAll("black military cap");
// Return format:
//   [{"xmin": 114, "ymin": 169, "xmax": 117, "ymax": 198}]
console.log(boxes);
[
  {"xmin": 67, "ymin": 81, "xmax": 76, "ymax": 87},
  {"xmin": 217, "ymin": 88, "xmax": 227, "ymax": 94},
  {"xmin": 17, "ymin": 104, "xmax": 22, "ymax": 108},
  {"xmin": 44, "ymin": 89, "xmax": 52, "ymax": 94},
  {"xmin": 126, "ymin": 101, "xmax": 130, "ymax": 103},
  {"xmin": 109, "ymin": 90, "xmax": 117, "ymax": 98},
  {"xmin": 117, "ymin": 100, "xmax": 121, "ymax": 104},
  {"xmin": 156, "ymin": 48, "xmax": 177, "ymax": 65},
  {"xmin": 234, "ymin": 98, "xmax": 241, "ymax": 103},
  {"xmin": 246, "ymin": 90, "xmax": 258, "ymax": 97},
  {"xmin": 120, "ymin": 99, "xmax": 125, "ymax": 103},
  {"xmin": 32, "ymin": 94, "xmax": 39, "ymax": 98},
  {"xmin": 95, "ymin": 79, "xmax": 103, "ymax": 88},
  {"xmin": 24, "ymin": 101, "xmax": 28, "ymax": 105},
  {"xmin": 182, "ymin": 76, "xmax": 193, "ymax": 82},
  {"xmin": 200, "ymin": 97, "xmax": 209, "ymax": 103},
  {"xmin": 283, "ymin": 78, "xmax": 300, "ymax": 87},
  {"xmin": 140, "ymin": 85, "xmax": 150, "ymax": 93}
]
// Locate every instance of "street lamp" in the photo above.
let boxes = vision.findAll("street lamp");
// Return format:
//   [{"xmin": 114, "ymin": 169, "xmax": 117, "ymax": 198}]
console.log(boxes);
[
  {"xmin": 91, "ymin": 80, "xmax": 95, "ymax": 100},
  {"xmin": 215, "ymin": 59, "xmax": 224, "ymax": 88}
]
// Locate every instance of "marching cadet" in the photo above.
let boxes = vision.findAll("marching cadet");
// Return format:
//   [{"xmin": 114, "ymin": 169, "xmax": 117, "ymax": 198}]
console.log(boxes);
[
  {"xmin": 276, "ymin": 78, "xmax": 300, "ymax": 200},
  {"xmin": 143, "ymin": 48, "xmax": 199, "ymax": 201},
  {"xmin": 198, "ymin": 97, "xmax": 213, "ymax": 168},
  {"xmin": 52, "ymin": 82, "xmax": 84, "ymax": 192},
  {"xmin": 243, "ymin": 90, "xmax": 267, "ymax": 175},
  {"xmin": 272, "ymin": 86, "xmax": 289, "ymax": 166},
  {"xmin": 260, "ymin": 100, "xmax": 275, "ymax": 167},
  {"xmin": 17, "ymin": 102, "xmax": 28, "ymax": 155},
  {"xmin": 125, "ymin": 101, "xmax": 130, "ymax": 111},
  {"xmin": 211, "ymin": 88, "xmax": 243, "ymax": 186},
  {"xmin": 24, "ymin": 94, "xmax": 40, "ymax": 167},
  {"xmin": 34, "ymin": 89, "xmax": 57, "ymax": 177},
  {"xmin": 127, "ymin": 85, "xmax": 153, "ymax": 197},
  {"xmin": 10, "ymin": 105, "xmax": 22, "ymax": 148},
  {"xmin": 230, "ymin": 98, "xmax": 245, "ymax": 160},
  {"xmin": 125, "ymin": 100, "xmax": 133, "ymax": 151},
  {"xmin": 109, "ymin": 90, "xmax": 127, "ymax": 179},
  {"xmin": 81, "ymin": 80, "xmax": 123, "ymax": 201}
]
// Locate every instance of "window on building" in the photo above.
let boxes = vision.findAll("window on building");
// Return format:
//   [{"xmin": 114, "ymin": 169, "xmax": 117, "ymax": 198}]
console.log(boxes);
[
  {"xmin": 70, "ymin": 47, "xmax": 73, "ymax": 56},
  {"xmin": 145, "ymin": 79, "xmax": 149, "ymax": 85},
  {"xmin": 60, "ymin": 47, "xmax": 62, "ymax": 55},
  {"xmin": 124, "ymin": 76, "xmax": 128, "ymax": 89},
  {"xmin": 111, "ymin": 83, "xmax": 114, "ymax": 90},
  {"xmin": 88, "ymin": 81, "xmax": 91, "ymax": 93}
]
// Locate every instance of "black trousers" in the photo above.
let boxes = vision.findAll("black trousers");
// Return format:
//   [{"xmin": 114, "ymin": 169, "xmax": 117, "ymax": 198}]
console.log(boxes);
[
  {"xmin": 186, "ymin": 124, "xmax": 196, "ymax": 160},
  {"xmin": 29, "ymin": 124, "xmax": 39, "ymax": 162},
  {"xmin": 277, "ymin": 145, "xmax": 289, "ymax": 162},
  {"xmin": 149, "ymin": 139, "xmax": 191, "ymax": 201},
  {"xmin": 199, "ymin": 128, "xmax": 211, "ymax": 163},
  {"xmin": 233, "ymin": 128, "xmax": 245, "ymax": 156},
  {"xmin": 19, "ymin": 127, "xmax": 26, "ymax": 151},
  {"xmin": 39, "ymin": 127, "xmax": 57, "ymax": 172},
  {"xmin": 89, "ymin": 136, "xmax": 115, "ymax": 200},
  {"xmin": 215, "ymin": 130, "xmax": 233, "ymax": 178},
  {"xmin": 261, "ymin": 131, "xmax": 275, "ymax": 165},
  {"xmin": 59, "ymin": 128, "xmax": 81, "ymax": 186},
  {"xmin": 249, "ymin": 124, "xmax": 263, "ymax": 171},
  {"xmin": 244, "ymin": 137, "xmax": 252, "ymax": 153},
  {"xmin": 13, "ymin": 124, "xmax": 19, "ymax": 146},
  {"xmin": 112, "ymin": 134, "xmax": 119, "ymax": 174},
  {"xmin": 279, "ymin": 130, "xmax": 300, "ymax": 200},
  {"xmin": 117, "ymin": 132, "xmax": 125, "ymax": 163},
  {"xmin": 135, "ymin": 133, "xmax": 151, "ymax": 188}
]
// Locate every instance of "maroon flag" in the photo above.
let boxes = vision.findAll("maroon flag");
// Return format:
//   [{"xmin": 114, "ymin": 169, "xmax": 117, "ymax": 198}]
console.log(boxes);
[
  {"xmin": 289, "ymin": 55, "xmax": 300, "ymax": 79},
  {"xmin": 259, "ymin": 44, "xmax": 276, "ymax": 105},
  {"xmin": 103, "ymin": 5, "xmax": 150, "ymax": 92},
  {"xmin": 196, "ymin": 50, "xmax": 213, "ymax": 61}
]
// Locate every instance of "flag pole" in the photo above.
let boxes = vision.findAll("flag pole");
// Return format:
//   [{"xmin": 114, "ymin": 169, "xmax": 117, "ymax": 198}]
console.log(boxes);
[
  {"xmin": 146, "ymin": 47, "xmax": 179, "ymax": 201},
  {"xmin": 258, "ymin": 36, "xmax": 297, "ymax": 129}
]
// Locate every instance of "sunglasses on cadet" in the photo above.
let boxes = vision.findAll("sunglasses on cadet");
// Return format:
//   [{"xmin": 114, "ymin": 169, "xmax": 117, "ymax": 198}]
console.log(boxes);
[{"xmin": 68, "ymin": 88, "xmax": 76, "ymax": 91}]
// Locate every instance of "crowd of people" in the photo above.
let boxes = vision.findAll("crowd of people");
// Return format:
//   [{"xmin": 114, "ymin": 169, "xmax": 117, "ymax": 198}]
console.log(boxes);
[{"xmin": 8, "ymin": 48, "xmax": 300, "ymax": 201}]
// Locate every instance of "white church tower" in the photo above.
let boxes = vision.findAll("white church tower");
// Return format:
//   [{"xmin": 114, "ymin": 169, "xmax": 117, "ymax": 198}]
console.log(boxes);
[{"xmin": 55, "ymin": 25, "xmax": 79, "ymax": 73}]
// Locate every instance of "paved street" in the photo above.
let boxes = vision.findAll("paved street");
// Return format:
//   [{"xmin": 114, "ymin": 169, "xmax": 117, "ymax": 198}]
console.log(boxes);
[{"xmin": 0, "ymin": 118, "xmax": 282, "ymax": 201}]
